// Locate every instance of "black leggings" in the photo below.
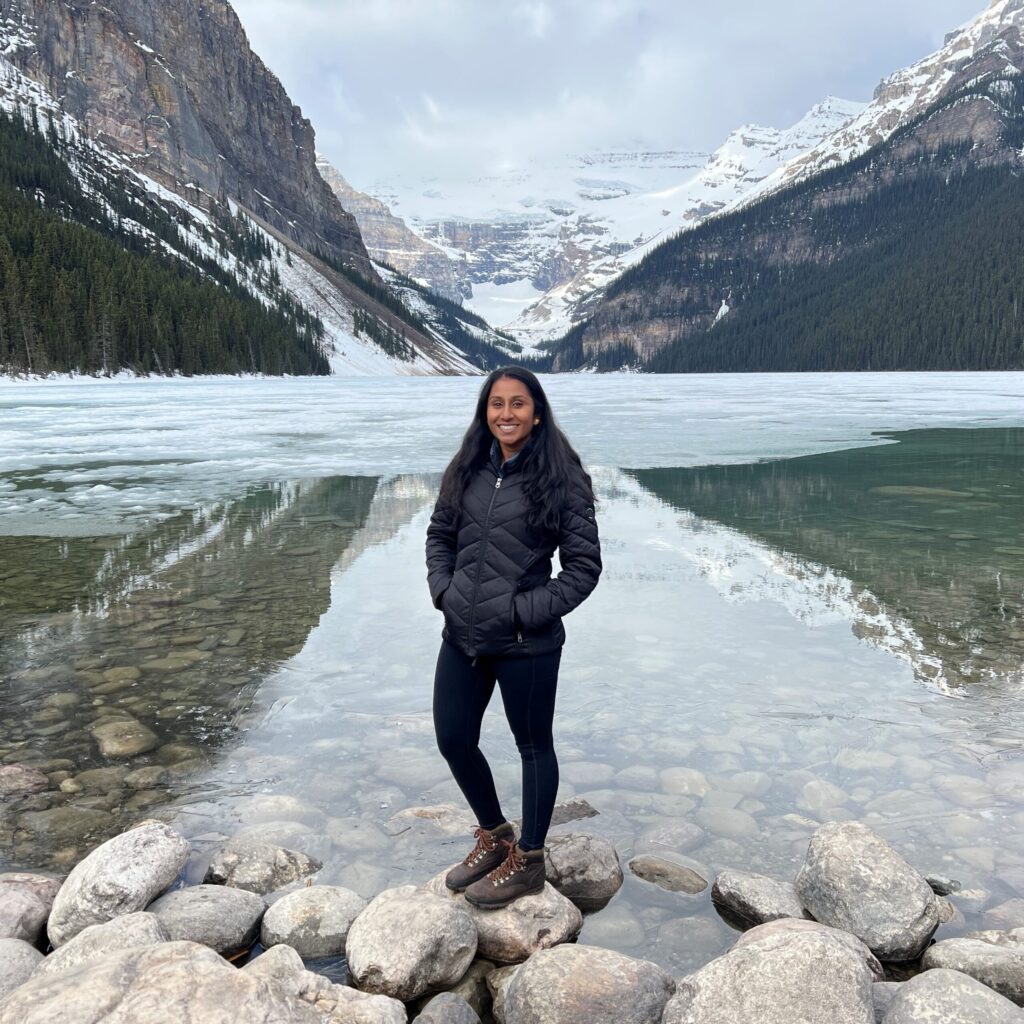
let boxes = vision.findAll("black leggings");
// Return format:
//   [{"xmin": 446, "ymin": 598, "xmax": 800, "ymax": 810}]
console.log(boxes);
[{"xmin": 433, "ymin": 639, "xmax": 561, "ymax": 851}]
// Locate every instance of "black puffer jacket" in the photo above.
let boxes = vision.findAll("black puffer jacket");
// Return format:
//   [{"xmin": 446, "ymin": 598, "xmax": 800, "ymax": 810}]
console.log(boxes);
[{"xmin": 426, "ymin": 447, "xmax": 601, "ymax": 658}]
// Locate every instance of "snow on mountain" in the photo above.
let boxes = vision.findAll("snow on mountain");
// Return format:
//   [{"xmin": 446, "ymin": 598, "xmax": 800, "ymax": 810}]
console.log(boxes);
[
  {"xmin": 737, "ymin": 0, "xmax": 1024, "ymax": 209},
  {"xmin": 362, "ymin": 100, "xmax": 862, "ymax": 348}
]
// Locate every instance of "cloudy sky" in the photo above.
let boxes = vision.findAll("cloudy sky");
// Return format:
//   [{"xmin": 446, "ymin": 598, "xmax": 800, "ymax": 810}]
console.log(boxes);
[{"xmin": 231, "ymin": 0, "xmax": 986, "ymax": 190}]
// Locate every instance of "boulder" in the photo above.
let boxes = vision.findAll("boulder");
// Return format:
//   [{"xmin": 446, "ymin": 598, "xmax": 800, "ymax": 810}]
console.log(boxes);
[
  {"xmin": 413, "ymin": 957, "xmax": 495, "ymax": 1020},
  {"xmin": 424, "ymin": 870, "xmax": 582, "ymax": 963},
  {"xmin": 346, "ymin": 885, "xmax": 476, "ymax": 1001},
  {"xmin": 47, "ymin": 821, "xmax": 189, "ymax": 946},
  {"xmin": 416, "ymin": 991, "xmax": 480, "ymax": 1023},
  {"xmin": 0, "ymin": 940, "xmax": 324, "ymax": 1024},
  {"xmin": 0, "ymin": 938, "xmax": 43, "ymax": 1000},
  {"xmin": 881, "ymin": 967, "xmax": 1023, "ymax": 1023},
  {"xmin": 711, "ymin": 869, "xmax": 807, "ymax": 928},
  {"xmin": 487, "ymin": 964, "xmax": 519, "ymax": 1024},
  {"xmin": 873, "ymin": 982, "xmax": 902, "ymax": 1022},
  {"xmin": 664, "ymin": 926, "xmax": 877, "ymax": 1024},
  {"xmin": 922, "ymin": 937, "xmax": 1024, "ymax": 1006},
  {"xmin": 503, "ymin": 944, "xmax": 675, "ymax": 1024},
  {"xmin": 545, "ymin": 833, "xmax": 623, "ymax": 910},
  {"xmin": 731, "ymin": 919, "xmax": 885, "ymax": 980},
  {"xmin": 204, "ymin": 837, "xmax": 321, "ymax": 894},
  {"xmin": 631, "ymin": 854, "xmax": 708, "ymax": 895},
  {"xmin": 260, "ymin": 885, "xmax": 365, "ymax": 958},
  {"xmin": 33, "ymin": 912, "xmax": 170, "ymax": 977},
  {"xmin": 0, "ymin": 873, "xmax": 62, "ymax": 943},
  {"xmin": 147, "ymin": 884, "xmax": 266, "ymax": 954},
  {"xmin": 794, "ymin": 822, "xmax": 940, "ymax": 961}
]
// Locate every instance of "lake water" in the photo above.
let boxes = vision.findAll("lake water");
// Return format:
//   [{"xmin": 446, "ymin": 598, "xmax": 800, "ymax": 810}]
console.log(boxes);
[{"xmin": 2, "ymin": 372, "xmax": 1024, "ymax": 975}]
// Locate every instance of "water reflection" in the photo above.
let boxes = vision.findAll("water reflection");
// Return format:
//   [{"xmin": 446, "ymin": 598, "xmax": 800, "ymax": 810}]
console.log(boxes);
[
  {"xmin": 0, "ymin": 476, "xmax": 378, "ymax": 867},
  {"xmin": 629, "ymin": 428, "xmax": 1024, "ymax": 691}
]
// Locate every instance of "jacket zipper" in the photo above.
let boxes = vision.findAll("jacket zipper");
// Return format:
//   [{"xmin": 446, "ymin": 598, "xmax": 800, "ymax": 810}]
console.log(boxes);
[{"xmin": 466, "ymin": 471, "xmax": 502, "ymax": 654}]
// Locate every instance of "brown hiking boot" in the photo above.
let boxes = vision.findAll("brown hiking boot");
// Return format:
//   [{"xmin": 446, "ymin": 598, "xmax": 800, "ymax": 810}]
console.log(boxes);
[
  {"xmin": 445, "ymin": 822, "xmax": 515, "ymax": 892},
  {"xmin": 464, "ymin": 841, "xmax": 545, "ymax": 910}
]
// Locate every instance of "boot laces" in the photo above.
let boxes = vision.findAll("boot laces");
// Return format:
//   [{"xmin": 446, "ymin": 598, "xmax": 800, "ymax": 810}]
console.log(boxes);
[
  {"xmin": 463, "ymin": 826, "xmax": 499, "ymax": 866},
  {"xmin": 489, "ymin": 839, "xmax": 526, "ymax": 885}
]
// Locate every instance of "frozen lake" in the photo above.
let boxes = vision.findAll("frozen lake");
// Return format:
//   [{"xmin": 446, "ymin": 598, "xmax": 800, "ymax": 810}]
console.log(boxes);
[{"xmin": 1, "ymin": 372, "xmax": 1023, "ymax": 973}]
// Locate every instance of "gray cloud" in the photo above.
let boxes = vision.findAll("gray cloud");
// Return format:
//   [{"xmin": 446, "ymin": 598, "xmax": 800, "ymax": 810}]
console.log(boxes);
[{"xmin": 231, "ymin": 0, "xmax": 986, "ymax": 188}]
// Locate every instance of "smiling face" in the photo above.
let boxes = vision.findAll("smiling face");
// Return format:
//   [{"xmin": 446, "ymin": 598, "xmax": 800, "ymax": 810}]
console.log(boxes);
[{"xmin": 487, "ymin": 375, "xmax": 538, "ymax": 461}]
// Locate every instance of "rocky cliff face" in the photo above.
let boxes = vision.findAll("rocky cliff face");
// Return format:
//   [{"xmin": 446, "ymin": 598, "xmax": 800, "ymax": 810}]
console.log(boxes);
[
  {"xmin": 1, "ymin": 0, "xmax": 371, "ymax": 273},
  {"xmin": 316, "ymin": 156, "xmax": 472, "ymax": 302}
]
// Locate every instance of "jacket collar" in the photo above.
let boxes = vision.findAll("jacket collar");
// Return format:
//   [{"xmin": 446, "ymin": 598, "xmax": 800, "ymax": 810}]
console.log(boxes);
[{"xmin": 490, "ymin": 435, "xmax": 535, "ymax": 474}]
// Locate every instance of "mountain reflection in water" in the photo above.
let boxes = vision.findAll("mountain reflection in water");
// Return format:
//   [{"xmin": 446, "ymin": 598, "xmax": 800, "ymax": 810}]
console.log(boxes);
[{"xmin": 629, "ymin": 428, "xmax": 1024, "ymax": 691}]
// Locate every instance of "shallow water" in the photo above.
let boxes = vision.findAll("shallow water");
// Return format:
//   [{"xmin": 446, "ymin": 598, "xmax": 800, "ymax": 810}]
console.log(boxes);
[{"xmin": 2, "ymin": 375, "xmax": 1024, "ymax": 975}]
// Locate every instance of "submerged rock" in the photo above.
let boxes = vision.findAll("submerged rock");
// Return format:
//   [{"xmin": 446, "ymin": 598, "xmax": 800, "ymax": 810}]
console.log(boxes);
[
  {"xmin": 88, "ymin": 716, "xmax": 160, "ymax": 758},
  {"xmin": 631, "ymin": 854, "xmax": 708, "ymax": 895},
  {"xmin": 203, "ymin": 837, "xmax": 321, "ymax": 894},
  {"xmin": 0, "ymin": 764, "xmax": 50, "ymax": 798}
]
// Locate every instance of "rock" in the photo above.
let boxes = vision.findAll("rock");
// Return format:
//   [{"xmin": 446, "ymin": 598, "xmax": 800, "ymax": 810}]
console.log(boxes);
[
  {"xmin": 0, "ymin": 938, "xmax": 43, "ymax": 1000},
  {"xmin": 346, "ymin": 885, "xmax": 477, "ymax": 1001},
  {"xmin": 693, "ymin": 807, "xmax": 760, "ymax": 839},
  {"xmin": 16, "ymin": 805, "xmax": 112, "ymax": 842},
  {"xmin": 882, "ymin": 967, "xmax": 1024, "ymax": 1023},
  {"xmin": 260, "ymin": 885, "xmax": 365, "ymax": 958},
  {"xmin": 298, "ymin": 970, "xmax": 408, "ymax": 1024},
  {"xmin": 488, "ymin": 964, "xmax": 519, "ymax": 1024},
  {"xmin": 0, "ymin": 873, "xmax": 61, "ymax": 943},
  {"xmin": 88, "ymin": 716, "xmax": 160, "ymax": 758},
  {"xmin": 631, "ymin": 854, "xmax": 708, "ymax": 895},
  {"xmin": 47, "ymin": 821, "xmax": 189, "ymax": 946},
  {"xmin": 34, "ymin": 911, "xmax": 170, "ymax": 977},
  {"xmin": 660, "ymin": 767, "xmax": 711, "ymax": 797},
  {"xmin": 425, "ymin": 870, "xmax": 582, "ymax": 963},
  {"xmin": 204, "ymin": 837, "xmax": 321, "ymax": 894},
  {"xmin": 546, "ymin": 797, "xmax": 600, "ymax": 828},
  {"xmin": 926, "ymin": 874, "xmax": 962, "ymax": 896},
  {"xmin": 0, "ymin": 765, "xmax": 49, "ymax": 798},
  {"xmin": 124, "ymin": 765, "xmax": 171, "ymax": 790},
  {"xmin": 635, "ymin": 817, "xmax": 706, "ymax": 855},
  {"xmin": 389, "ymin": 803, "xmax": 476, "ymax": 837},
  {"xmin": 148, "ymin": 884, "xmax": 266, "ymax": 955},
  {"xmin": 711, "ymin": 869, "xmax": 807, "ymax": 928},
  {"xmin": 243, "ymin": 943, "xmax": 306, "ymax": 990},
  {"xmin": 922, "ymin": 937, "xmax": 1024, "ymax": 1005},
  {"xmin": 664, "ymin": 926, "xmax": 876, "ymax": 1024},
  {"xmin": 0, "ymin": 940, "xmax": 323, "ymax": 1024},
  {"xmin": 503, "ymin": 944, "xmax": 674, "ymax": 1024},
  {"xmin": 545, "ymin": 833, "xmax": 623, "ymax": 910},
  {"xmin": 873, "ymin": 981, "xmax": 902, "ymax": 1022},
  {"xmin": 73, "ymin": 766, "xmax": 130, "ymax": 792},
  {"xmin": 794, "ymin": 822, "xmax": 940, "ymax": 961},
  {"xmin": 731, "ymin": 919, "xmax": 885, "ymax": 981},
  {"xmin": 416, "ymin": 991, "xmax": 480, "ymax": 1023},
  {"xmin": 425, "ymin": 957, "xmax": 494, "ymax": 1020}
]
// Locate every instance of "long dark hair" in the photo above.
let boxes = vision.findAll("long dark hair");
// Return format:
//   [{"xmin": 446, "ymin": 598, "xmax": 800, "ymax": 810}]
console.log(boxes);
[{"xmin": 439, "ymin": 366, "xmax": 594, "ymax": 533}]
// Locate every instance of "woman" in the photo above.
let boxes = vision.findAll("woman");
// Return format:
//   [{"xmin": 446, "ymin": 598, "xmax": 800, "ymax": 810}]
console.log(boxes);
[{"xmin": 425, "ymin": 366, "xmax": 601, "ymax": 910}]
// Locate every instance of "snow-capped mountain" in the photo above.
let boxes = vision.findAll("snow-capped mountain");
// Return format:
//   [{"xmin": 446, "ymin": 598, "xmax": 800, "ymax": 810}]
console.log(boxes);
[{"xmin": 359, "ymin": 99, "xmax": 862, "ymax": 347}]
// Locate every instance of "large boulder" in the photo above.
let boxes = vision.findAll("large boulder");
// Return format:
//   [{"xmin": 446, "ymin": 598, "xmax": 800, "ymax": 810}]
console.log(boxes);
[
  {"xmin": 33, "ymin": 912, "xmax": 170, "ymax": 977},
  {"xmin": 922, "ymin": 938, "xmax": 1024, "ymax": 1006},
  {"xmin": 345, "ymin": 885, "xmax": 476, "ymax": 1001},
  {"xmin": 881, "ymin": 967, "xmax": 1024, "ymax": 1023},
  {"xmin": 794, "ymin": 822, "xmax": 940, "ymax": 961},
  {"xmin": 260, "ymin": 885, "xmax": 365, "ymax": 958},
  {"xmin": 0, "ymin": 941, "xmax": 324, "ymax": 1024},
  {"xmin": 732, "ymin": 919, "xmax": 884, "ymax": 981},
  {"xmin": 503, "ymin": 944, "xmax": 675, "ymax": 1024},
  {"xmin": 424, "ymin": 871, "xmax": 581, "ymax": 963},
  {"xmin": 0, "ymin": 873, "xmax": 62, "ymax": 943},
  {"xmin": 203, "ymin": 838, "xmax": 321, "ymax": 894},
  {"xmin": 147, "ymin": 884, "xmax": 266, "ymax": 955},
  {"xmin": 544, "ymin": 833, "xmax": 623, "ymax": 911},
  {"xmin": 664, "ymin": 926, "xmax": 876, "ymax": 1024},
  {"xmin": 0, "ymin": 938, "xmax": 44, "ymax": 1000},
  {"xmin": 46, "ymin": 821, "xmax": 189, "ymax": 946},
  {"xmin": 711, "ymin": 869, "xmax": 806, "ymax": 928}
]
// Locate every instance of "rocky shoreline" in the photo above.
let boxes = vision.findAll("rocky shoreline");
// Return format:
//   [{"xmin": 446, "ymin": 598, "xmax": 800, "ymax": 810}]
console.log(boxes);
[{"xmin": 1, "ymin": 813, "xmax": 1022, "ymax": 1023}]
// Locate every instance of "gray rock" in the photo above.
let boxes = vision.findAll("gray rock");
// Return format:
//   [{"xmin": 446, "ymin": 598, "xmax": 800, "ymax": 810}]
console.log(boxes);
[
  {"xmin": 389, "ymin": 803, "xmax": 476, "ymax": 837},
  {"xmin": 795, "ymin": 822, "xmax": 940, "ymax": 961},
  {"xmin": 545, "ymin": 833, "xmax": 623, "ymax": 910},
  {"xmin": 33, "ymin": 912, "xmax": 169, "ymax": 977},
  {"xmin": 0, "ymin": 938, "xmax": 43, "ymax": 1000},
  {"xmin": 0, "ymin": 940, "xmax": 323, "ymax": 1024},
  {"xmin": 873, "ymin": 982, "xmax": 902, "ymax": 1023},
  {"xmin": 425, "ymin": 957, "xmax": 494, "ymax": 1020},
  {"xmin": 488, "ymin": 964, "xmax": 519, "ymax": 1024},
  {"xmin": 416, "ymin": 991, "xmax": 480, "ymax": 1023},
  {"xmin": 148, "ymin": 884, "xmax": 266, "ymax": 954},
  {"xmin": 242, "ymin": 943, "xmax": 306, "ymax": 992},
  {"xmin": 346, "ymin": 885, "xmax": 477, "ymax": 1001},
  {"xmin": 926, "ymin": 874, "xmax": 962, "ymax": 896},
  {"xmin": 298, "ymin": 969, "xmax": 408, "ymax": 1024},
  {"xmin": 424, "ymin": 870, "xmax": 582, "ymax": 963},
  {"xmin": 0, "ymin": 765, "xmax": 49, "ymax": 798},
  {"xmin": 711, "ymin": 868, "xmax": 807, "ymax": 928},
  {"xmin": 922, "ymin": 937, "xmax": 1024, "ymax": 1005},
  {"xmin": 260, "ymin": 885, "xmax": 365, "ymax": 958},
  {"xmin": 204, "ymin": 837, "xmax": 321, "ymax": 894},
  {"xmin": 731, "ymin": 919, "xmax": 885, "ymax": 981},
  {"xmin": 631, "ymin": 854, "xmax": 708, "ymax": 895},
  {"xmin": 88, "ymin": 716, "xmax": 160, "ymax": 758},
  {"xmin": 882, "ymin": 967, "xmax": 1024, "ymax": 1023},
  {"xmin": 503, "ymin": 944, "xmax": 675, "ymax": 1024},
  {"xmin": 16, "ymin": 806, "xmax": 113, "ymax": 843},
  {"xmin": 664, "ymin": 926, "xmax": 876, "ymax": 1024},
  {"xmin": 47, "ymin": 821, "xmax": 189, "ymax": 946},
  {"xmin": 0, "ymin": 873, "xmax": 62, "ymax": 943}
]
